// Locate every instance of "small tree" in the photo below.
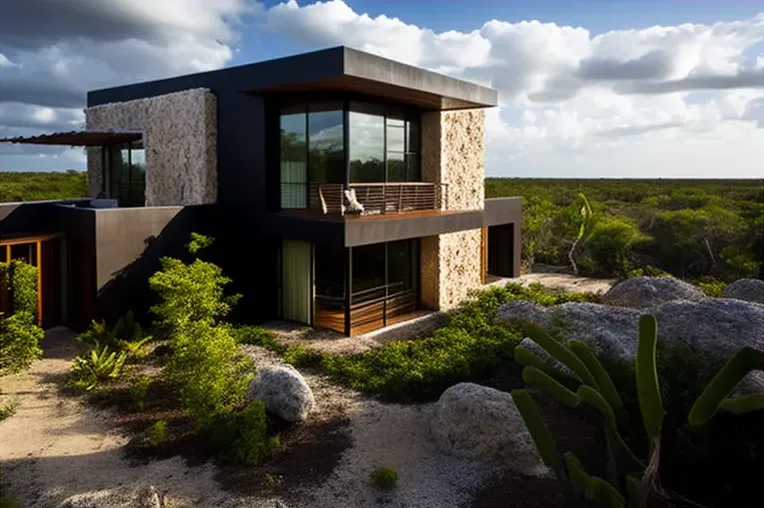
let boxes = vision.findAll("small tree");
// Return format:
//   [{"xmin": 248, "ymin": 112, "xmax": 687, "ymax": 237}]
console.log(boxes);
[{"xmin": 568, "ymin": 193, "xmax": 594, "ymax": 275}]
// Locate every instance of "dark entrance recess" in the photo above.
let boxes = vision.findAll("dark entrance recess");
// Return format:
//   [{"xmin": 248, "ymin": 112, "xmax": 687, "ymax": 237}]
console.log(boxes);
[{"xmin": 487, "ymin": 223, "xmax": 515, "ymax": 278}]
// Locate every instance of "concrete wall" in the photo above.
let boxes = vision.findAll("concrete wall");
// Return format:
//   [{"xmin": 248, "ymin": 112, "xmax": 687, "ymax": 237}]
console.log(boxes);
[
  {"xmin": 420, "ymin": 109, "xmax": 486, "ymax": 311},
  {"xmin": 85, "ymin": 88, "xmax": 217, "ymax": 207}
]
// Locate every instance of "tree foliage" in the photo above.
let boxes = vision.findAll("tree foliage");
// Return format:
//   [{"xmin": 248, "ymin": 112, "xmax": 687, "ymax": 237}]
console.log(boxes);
[{"xmin": 488, "ymin": 178, "xmax": 763, "ymax": 280}]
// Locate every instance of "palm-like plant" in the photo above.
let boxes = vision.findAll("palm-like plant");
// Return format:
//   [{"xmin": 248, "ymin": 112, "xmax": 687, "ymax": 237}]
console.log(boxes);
[{"xmin": 70, "ymin": 342, "xmax": 127, "ymax": 391}]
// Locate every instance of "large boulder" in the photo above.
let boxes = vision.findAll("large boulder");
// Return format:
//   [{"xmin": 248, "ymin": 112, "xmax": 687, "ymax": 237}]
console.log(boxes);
[
  {"xmin": 247, "ymin": 366, "xmax": 315, "ymax": 423},
  {"xmin": 651, "ymin": 298, "xmax": 764, "ymax": 365},
  {"xmin": 723, "ymin": 278, "xmax": 764, "ymax": 304},
  {"xmin": 431, "ymin": 383, "xmax": 547, "ymax": 475},
  {"xmin": 604, "ymin": 276, "xmax": 706, "ymax": 309},
  {"xmin": 497, "ymin": 300, "xmax": 550, "ymax": 327}
]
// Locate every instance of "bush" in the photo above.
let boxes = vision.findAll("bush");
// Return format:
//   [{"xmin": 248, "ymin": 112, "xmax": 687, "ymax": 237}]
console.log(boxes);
[
  {"xmin": 145, "ymin": 419, "xmax": 168, "ymax": 447},
  {"xmin": 165, "ymin": 320, "xmax": 252, "ymax": 428},
  {"xmin": 210, "ymin": 400, "xmax": 280, "ymax": 465},
  {"xmin": 0, "ymin": 261, "xmax": 44, "ymax": 376},
  {"xmin": 286, "ymin": 283, "xmax": 600, "ymax": 403},
  {"xmin": 70, "ymin": 343, "xmax": 127, "ymax": 391},
  {"xmin": 578, "ymin": 217, "xmax": 642, "ymax": 277},
  {"xmin": 371, "ymin": 467, "xmax": 398, "ymax": 489},
  {"xmin": 0, "ymin": 398, "xmax": 19, "ymax": 422},
  {"xmin": 149, "ymin": 239, "xmax": 240, "ymax": 333},
  {"xmin": 693, "ymin": 276, "xmax": 727, "ymax": 297},
  {"xmin": 232, "ymin": 325, "xmax": 286, "ymax": 353},
  {"xmin": 130, "ymin": 375, "xmax": 151, "ymax": 411},
  {"xmin": 78, "ymin": 312, "xmax": 153, "ymax": 358},
  {"xmin": 0, "ymin": 312, "xmax": 44, "ymax": 376},
  {"xmin": 8, "ymin": 261, "xmax": 37, "ymax": 317}
]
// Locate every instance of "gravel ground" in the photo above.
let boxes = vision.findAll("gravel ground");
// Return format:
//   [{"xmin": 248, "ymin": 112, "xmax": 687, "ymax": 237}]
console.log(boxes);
[
  {"xmin": 1, "ymin": 331, "xmax": 506, "ymax": 508},
  {"xmin": 0, "ymin": 328, "xmax": 275, "ymax": 508}
]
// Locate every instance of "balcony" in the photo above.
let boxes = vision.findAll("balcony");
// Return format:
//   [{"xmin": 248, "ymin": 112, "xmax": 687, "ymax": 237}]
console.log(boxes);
[{"xmin": 313, "ymin": 182, "xmax": 449, "ymax": 216}]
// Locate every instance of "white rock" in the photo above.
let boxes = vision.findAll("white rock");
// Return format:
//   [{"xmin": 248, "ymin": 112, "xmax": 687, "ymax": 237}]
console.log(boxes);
[
  {"xmin": 723, "ymin": 278, "xmax": 764, "ymax": 304},
  {"xmin": 248, "ymin": 366, "xmax": 315, "ymax": 423},
  {"xmin": 604, "ymin": 276, "xmax": 706, "ymax": 309},
  {"xmin": 431, "ymin": 383, "xmax": 547, "ymax": 475}
]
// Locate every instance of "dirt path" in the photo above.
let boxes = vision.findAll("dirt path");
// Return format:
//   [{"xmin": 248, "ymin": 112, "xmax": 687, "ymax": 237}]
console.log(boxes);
[
  {"xmin": 0, "ymin": 327, "xmax": 260, "ymax": 508},
  {"xmin": 488, "ymin": 272, "xmax": 617, "ymax": 294}
]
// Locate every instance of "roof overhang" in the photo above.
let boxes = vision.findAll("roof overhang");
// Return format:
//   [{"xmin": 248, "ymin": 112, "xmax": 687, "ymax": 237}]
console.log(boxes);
[
  {"xmin": 248, "ymin": 47, "xmax": 498, "ymax": 111},
  {"xmin": 0, "ymin": 130, "xmax": 142, "ymax": 147}
]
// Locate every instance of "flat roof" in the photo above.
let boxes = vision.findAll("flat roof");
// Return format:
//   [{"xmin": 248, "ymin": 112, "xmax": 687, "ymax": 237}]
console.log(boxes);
[{"xmin": 88, "ymin": 46, "xmax": 498, "ymax": 111}]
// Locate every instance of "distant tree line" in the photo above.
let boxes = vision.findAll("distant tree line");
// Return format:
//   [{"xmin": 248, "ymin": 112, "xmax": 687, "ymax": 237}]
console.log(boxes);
[{"xmin": 486, "ymin": 178, "xmax": 764, "ymax": 281}]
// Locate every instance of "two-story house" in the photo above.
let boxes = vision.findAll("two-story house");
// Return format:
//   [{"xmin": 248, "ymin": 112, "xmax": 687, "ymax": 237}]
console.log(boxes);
[{"xmin": 0, "ymin": 47, "xmax": 521, "ymax": 335}]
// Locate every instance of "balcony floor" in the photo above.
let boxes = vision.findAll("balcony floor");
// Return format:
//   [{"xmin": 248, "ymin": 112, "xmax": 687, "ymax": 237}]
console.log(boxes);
[{"xmin": 277, "ymin": 208, "xmax": 469, "ymax": 223}]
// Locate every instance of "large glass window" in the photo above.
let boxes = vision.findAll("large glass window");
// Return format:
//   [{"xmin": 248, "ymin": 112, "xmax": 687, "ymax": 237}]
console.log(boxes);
[
  {"xmin": 278, "ymin": 101, "xmax": 344, "ymax": 209},
  {"xmin": 106, "ymin": 140, "xmax": 145, "ymax": 207},
  {"xmin": 277, "ymin": 99, "xmax": 421, "ymax": 210},
  {"xmin": 349, "ymin": 103, "xmax": 385, "ymax": 183},
  {"xmin": 348, "ymin": 102, "xmax": 420, "ymax": 183},
  {"xmin": 280, "ymin": 105, "xmax": 308, "ymax": 208}
]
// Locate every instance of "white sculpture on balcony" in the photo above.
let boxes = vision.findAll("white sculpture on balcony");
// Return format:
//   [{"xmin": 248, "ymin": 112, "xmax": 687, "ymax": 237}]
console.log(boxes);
[{"xmin": 344, "ymin": 188, "xmax": 364, "ymax": 215}]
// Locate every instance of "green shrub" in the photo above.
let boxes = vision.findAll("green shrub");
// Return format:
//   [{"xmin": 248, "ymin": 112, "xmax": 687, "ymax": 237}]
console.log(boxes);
[
  {"xmin": 8, "ymin": 261, "xmax": 37, "ymax": 317},
  {"xmin": 130, "ymin": 375, "xmax": 151, "ymax": 411},
  {"xmin": 78, "ymin": 313, "xmax": 152, "ymax": 357},
  {"xmin": 165, "ymin": 320, "xmax": 252, "ymax": 428},
  {"xmin": 149, "ymin": 253, "xmax": 240, "ymax": 333},
  {"xmin": 371, "ymin": 467, "xmax": 398, "ymax": 489},
  {"xmin": 70, "ymin": 343, "xmax": 127, "ymax": 391},
  {"xmin": 145, "ymin": 419, "xmax": 168, "ymax": 447},
  {"xmin": 282, "ymin": 283, "xmax": 599, "ymax": 403},
  {"xmin": 0, "ymin": 312, "xmax": 44, "ymax": 375},
  {"xmin": 210, "ymin": 400, "xmax": 280, "ymax": 465},
  {"xmin": 625, "ymin": 265, "xmax": 673, "ymax": 279},
  {"xmin": 0, "ymin": 398, "xmax": 19, "ymax": 422},
  {"xmin": 579, "ymin": 217, "xmax": 642, "ymax": 277},
  {"xmin": 693, "ymin": 276, "xmax": 727, "ymax": 297},
  {"xmin": 232, "ymin": 325, "xmax": 286, "ymax": 353},
  {"xmin": 0, "ymin": 261, "xmax": 44, "ymax": 376}
]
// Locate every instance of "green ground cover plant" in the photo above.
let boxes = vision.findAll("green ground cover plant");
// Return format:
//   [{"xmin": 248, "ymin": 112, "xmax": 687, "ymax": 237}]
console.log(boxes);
[
  {"xmin": 371, "ymin": 467, "xmax": 398, "ymax": 490},
  {"xmin": 254, "ymin": 283, "xmax": 601, "ymax": 403}
]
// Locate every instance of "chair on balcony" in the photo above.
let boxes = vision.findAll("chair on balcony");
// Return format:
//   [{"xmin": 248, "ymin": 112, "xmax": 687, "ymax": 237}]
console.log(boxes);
[{"xmin": 344, "ymin": 188, "xmax": 364, "ymax": 215}]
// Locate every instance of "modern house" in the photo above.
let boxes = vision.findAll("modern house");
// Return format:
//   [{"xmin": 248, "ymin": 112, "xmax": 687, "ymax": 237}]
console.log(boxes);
[{"xmin": 0, "ymin": 47, "xmax": 521, "ymax": 335}]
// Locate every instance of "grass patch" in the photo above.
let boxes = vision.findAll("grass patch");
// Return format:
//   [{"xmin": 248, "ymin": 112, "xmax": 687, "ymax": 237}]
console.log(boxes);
[
  {"xmin": 246, "ymin": 283, "xmax": 601, "ymax": 404},
  {"xmin": 371, "ymin": 467, "xmax": 398, "ymax": 490}
]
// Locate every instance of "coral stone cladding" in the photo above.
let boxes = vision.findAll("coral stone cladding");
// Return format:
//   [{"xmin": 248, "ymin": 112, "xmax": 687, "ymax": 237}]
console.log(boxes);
[
  {"xmin": 85, "ymin": 88, "xmax": 218, "ymax": 206},
  {"xmin": 420, "ymin": 109, "xmax": 486, "ymax": 311}
]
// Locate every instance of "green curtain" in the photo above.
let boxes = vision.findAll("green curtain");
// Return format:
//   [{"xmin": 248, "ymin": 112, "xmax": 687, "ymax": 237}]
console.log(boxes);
[
  {"xmin": 280, "ymin": 161, "xmax": 308, "ymax": 208},
  {"xmin": 281, "ymin": 239, "xmax": 312, "ymax": 324}
]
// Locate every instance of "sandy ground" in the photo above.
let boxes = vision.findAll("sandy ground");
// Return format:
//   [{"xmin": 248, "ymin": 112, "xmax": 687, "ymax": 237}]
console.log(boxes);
[
  {"xmin": 497, "ymin": 272, "xmax": 617, "ymax": 294},
  {"xmin": 0, "ymin": 328, "xmax": 269, "ymax": 508},
  {"xmin": 1, "ymin": 329, "xmax": 508, "ymax": 508}
]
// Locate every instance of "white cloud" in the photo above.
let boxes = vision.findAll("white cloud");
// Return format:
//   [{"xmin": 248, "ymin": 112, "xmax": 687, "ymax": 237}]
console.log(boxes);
[
  {"xmin": 0, "ymin": 0, "xmax": 259, "ymax": 169},
  {"xmin": 1, "ymin": 0, "xmax": 763, "ymax": 177},
  {"xmin": 265, "ymin": 1, "xmax": 764, "ymax": 178}
]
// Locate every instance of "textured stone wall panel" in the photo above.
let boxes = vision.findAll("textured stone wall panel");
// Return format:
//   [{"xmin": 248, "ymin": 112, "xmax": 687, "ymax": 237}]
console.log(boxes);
[
  {"xmin": 437, "ymin": 229, "xmax": 482, "ymax": 310},
  {"xmin": 85, "ymin": 89, "xmax": 217, "ymax": 206},
  {"xmin": 442, "ymin": 109, "xmax": 485, "ymax": 211},
  {"xmin": 419, "ymin": 235, "xmax": 441, "ymax": 309}
]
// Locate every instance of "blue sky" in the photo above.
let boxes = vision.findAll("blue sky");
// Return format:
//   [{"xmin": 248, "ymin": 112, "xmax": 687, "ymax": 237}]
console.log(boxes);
[{"xmin": 1, "ymin": 0, "xmax": 763, "ymax": 177}]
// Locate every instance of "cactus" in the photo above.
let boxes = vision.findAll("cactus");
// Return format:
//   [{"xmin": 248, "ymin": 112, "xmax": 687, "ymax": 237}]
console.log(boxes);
[
  {"xmin": 513, "ymin": 313, "xmax": 764, "ymax": 507},
  {"xmin": 688, "ymin": 346, "xmax": 764, "ymax": 427}
]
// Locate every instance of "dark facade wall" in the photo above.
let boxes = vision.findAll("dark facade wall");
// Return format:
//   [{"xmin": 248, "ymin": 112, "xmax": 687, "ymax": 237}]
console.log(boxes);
[{"xmin": 92, "ymin": 205, "xmax": 216, "ymax": 326}]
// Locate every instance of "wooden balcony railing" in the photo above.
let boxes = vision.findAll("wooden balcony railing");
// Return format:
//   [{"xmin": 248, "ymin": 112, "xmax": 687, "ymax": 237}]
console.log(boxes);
[{"xmin": 316, "ymin": 182, "xmax": 448, "ymax": 215}]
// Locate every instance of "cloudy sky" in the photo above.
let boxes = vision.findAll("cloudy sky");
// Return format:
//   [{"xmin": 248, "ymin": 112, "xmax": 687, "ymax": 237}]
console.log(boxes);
[{"xmin": 1, "ymin": 0, "xmax": 763, "ymax": 178}]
